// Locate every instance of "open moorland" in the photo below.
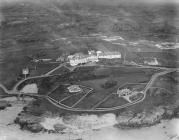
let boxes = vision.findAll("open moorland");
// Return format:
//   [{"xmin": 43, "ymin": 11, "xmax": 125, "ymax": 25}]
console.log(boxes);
[{"xmin": 1, "ymin": 0, "xmax": 179, "ymax": 91}]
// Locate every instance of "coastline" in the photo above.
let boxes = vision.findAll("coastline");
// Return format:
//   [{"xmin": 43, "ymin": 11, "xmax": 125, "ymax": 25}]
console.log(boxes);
[{"xmin": 0, "ymin": 97, "xmax": 179, "ymax": 140}]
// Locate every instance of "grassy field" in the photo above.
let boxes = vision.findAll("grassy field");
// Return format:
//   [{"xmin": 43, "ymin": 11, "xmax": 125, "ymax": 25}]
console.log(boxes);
[
  {"xmin": 48, "ymin": 84, "xmax": 92, "ymax": 107},
  {"xmin": 59, "ymin": 66, "xmax": 154, "ymax": 109},
  {"xmin": 129, "ymin": 92, "xmax": 144, "ymax": 102},
  {"xmin": 35, "ymin": 69, "xmax": 178, "ymax": 112},
  {"xmin": 0, "ymin": 88, "xmax": 8, "ymax": 98},
  {"xmin": 124, "ymin": 72, "xmax": 179, "ymax": 114},
  {"xmin": 75, "ymin": 87, "xmax": 117, "ymax": 109},
  {"xmin": 61, "ymin": 93, "xmax": 86, "ymax": 107},
  {"xmin": 0, "ymin": 57, "xmax": 30, "ymax": 90},
  {"xmin": 0, "ymin": 61, "xmax": 59, "ymax": 90},
  {"xmin": 74, "ymin": 76, "xmax": 147, "ymax": 109},
  {"xmin": 16, "ymin": 65, "xmax": 156, "ymax": 110},
  {"xmin": 125, "ymin": 88, "xmax": 176, "ymax": 114},
  {"xmin": 21, "ymin": 70, "xmax": 179, "ymax": 115},
  {"xmin": 98, "ymin": 95, "xmax": 129, "ymax": 108},
  {"xmin": 152, "ymin": 72, "xmax": 179, "ymax": 93},
  {"xmin": 29, "ymin": 63, "xmax": 60, "ymax": 76},
  {"xmin": 118, "ymin": 83, "xmax": 147, "ymax": 91},
  {"xmin": 47, "ymin": 84, "xmax": 80, "ymax": 101},
  {"xmin": 48, "ymin": 66, "xmax": 70, "ymax": 75}
]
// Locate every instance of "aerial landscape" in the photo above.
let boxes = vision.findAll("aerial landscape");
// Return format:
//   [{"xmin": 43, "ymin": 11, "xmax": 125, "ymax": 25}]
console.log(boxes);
[{"xmin": 0, "ymin": 0, "xmax": 179, "ymax": 140}]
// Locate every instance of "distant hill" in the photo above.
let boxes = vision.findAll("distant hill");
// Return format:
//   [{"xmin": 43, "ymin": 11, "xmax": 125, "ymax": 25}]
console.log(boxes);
[{"xmin": 0, "ymin": 0, "xmax": 179, "ymax": 87}]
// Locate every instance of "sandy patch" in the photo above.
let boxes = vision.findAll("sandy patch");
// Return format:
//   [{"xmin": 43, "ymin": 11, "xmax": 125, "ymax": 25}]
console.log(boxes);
[{"xmin": 20, "ymin": 84, "xmax": 38, "ymax": 94}]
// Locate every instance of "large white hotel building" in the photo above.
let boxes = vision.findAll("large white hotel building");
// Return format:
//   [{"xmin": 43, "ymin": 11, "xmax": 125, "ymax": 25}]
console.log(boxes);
[{"xmin": 68, "ymin": 50, "xmax": 121, "ymax": 66}]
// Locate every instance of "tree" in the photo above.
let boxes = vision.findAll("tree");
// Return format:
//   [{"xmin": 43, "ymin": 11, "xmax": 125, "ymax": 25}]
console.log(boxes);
[{"xmin": 101, "ymin": 79, "xmax": 117, "ymax": 89}]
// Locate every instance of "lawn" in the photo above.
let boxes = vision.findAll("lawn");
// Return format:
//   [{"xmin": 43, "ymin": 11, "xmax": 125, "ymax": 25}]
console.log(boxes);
[
  {"xmin": 61, "ymin": 93, "xmax": 86, "ymax": 107},
  {"xmin": 16, "ymin": 65, "xmax": 156, "ymax": 111},
  {"xmin": 29, "ymin": 63, "xmax": 60, "ymax": 76},
  {"xmin": 78, "ymin": 68, "xmax": 150, "ymax": 92},
  {"xmin": 129, "ymin": 92, "xmax": 144, "ymax": 102},
  {"xmin": 74, "ymin": 83, "xmax": 119, "ymax": 109},
  {"xmin": 94, "ymin": 66, "xmax": 156, "ymax": 77},
  {"xmin": 124, "ymin": 72, "xmax": 179, "ymax": 114},
  {"xmin": 48, "ymin": 84, "xmax": 93, "ymax": 107},
  {"xmin": 48, "ymin": 85, "xmax": 70, "ymax": 102},
  {"xmin": 152, "ymin": 72, "xmax": 178, "ymax": 93},
  {"xmin": 56, "ymin": 66, "xmax": 154, "ymax": 109},
  {"xmin": 125, "ymin": 86, "xmax": 178, "ymax": 114},
  {"xmin": 118, "ymin": 83, "xmax": 147, "ymax": 91},
  {"xmin": 79, "ymin": 78, "xmax": 110, "ymax": 91},
  {"xmin": 98, "ymin": 95, "xmax": 129, "ymax": 108},
  {"xmin": 49, "ymin": 66, "xmax": 70, "ymax": 75},
  {"xmin": 0, "ymin": 88, "xmax": 9, "ymax": 98}
]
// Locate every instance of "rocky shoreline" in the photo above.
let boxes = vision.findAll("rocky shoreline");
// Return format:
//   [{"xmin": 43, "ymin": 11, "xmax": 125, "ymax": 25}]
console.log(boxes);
[
  {"xmin": 14, "ymin": 112, "xmax": 44, "ymax": 133},
  {"xmin": 0, "ymin": 100, "xmax": 12, "ymax": 110},
  {"xmin": 14, "ymin": 103, "xmax": 179, "ymax": 134},
  {"xmin": 1, "ymin": 95, "xmax": 178, "ymax": 134},
  {"xmin": 115, "ymin": 105, "xmax": 179, "ymax": 129},
  {"xmin": 0, "ymin": 97, "xmax": 178, "ymax": 140}
]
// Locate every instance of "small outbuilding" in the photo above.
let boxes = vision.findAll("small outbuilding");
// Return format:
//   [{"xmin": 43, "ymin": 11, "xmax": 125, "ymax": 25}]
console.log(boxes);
[{"xmin": 67, "ymin": 85, "xmax": 82, "ymax": 93}]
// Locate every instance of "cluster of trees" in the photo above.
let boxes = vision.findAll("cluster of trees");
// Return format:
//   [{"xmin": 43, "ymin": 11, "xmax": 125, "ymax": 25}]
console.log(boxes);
[{"xmin": 101, "ymin": 79, "xmax": 117, "ymax": 89}]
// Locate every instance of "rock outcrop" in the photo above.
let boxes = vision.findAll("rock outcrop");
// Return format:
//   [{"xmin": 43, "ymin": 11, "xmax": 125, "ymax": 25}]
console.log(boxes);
[
  {"xmin": 115, "ymin": 106, "xmax": 176, "ymax": 129},
  {"xmin": 0, "ymin": 100, "xmax": 11, "ymax": 110},
  {"xmin": 14, "ymin": 112, "xmax": 44, "ymax": 133}
]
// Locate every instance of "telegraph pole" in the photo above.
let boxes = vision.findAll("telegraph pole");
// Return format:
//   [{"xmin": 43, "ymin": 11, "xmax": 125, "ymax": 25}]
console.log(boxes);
[{"xmin": 124, "ymin": 50, "xmax": 126, "ymax": 64}]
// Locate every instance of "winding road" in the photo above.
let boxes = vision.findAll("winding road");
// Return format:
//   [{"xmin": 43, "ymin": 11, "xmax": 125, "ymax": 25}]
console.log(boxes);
[
  {"xmin": 0, "ymin": 63, "xmax": 178, "ymax": 112},
  {"xmin": 46, "ymin": 67, "xmax": 178, "ymax": 112}
]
